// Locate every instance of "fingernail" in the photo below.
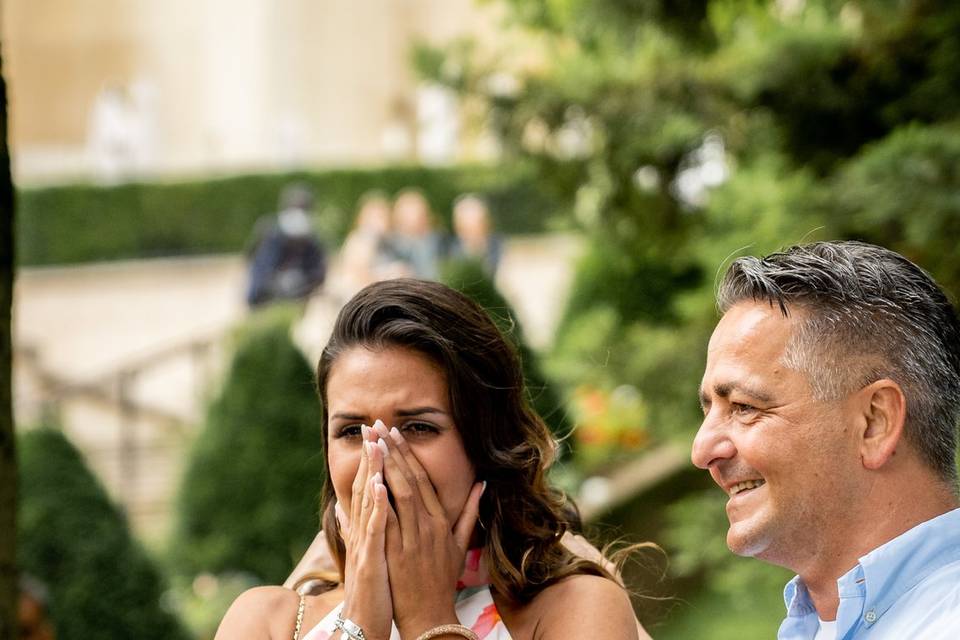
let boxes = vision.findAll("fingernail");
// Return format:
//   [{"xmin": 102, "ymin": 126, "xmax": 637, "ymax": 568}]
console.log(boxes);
[
  {"xmin": 361, "ymin": 424, "xmax": 371, "ymax": 440},
  {"xmin": 481, "ymin": 480, "xmax": 487, "ymax": 496},
  {"xmin": 372, "ymin": 471, "xmax": 382, "ymax": 485},
  {"xmin": 389, "ymin": 426, "xmax": 403, "ymax": 444},
  {"xmin": 365, "ymin": 441, "xmax": 376, "ymax": 457},
  {"xmin": 377, "ymin": 438, "xmax": 390, "ymax": 457},
  {"xmin": 373, "ymin": 419, "xmax": 389, "ymax": 436}
]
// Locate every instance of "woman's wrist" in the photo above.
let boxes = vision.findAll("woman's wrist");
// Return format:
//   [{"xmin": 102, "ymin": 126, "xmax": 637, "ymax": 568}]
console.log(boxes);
[
  {"xmin": 412, "ymin": 624, "xmax": 479, "ymax": 640},
  {"xmin": 397, "ymin": 608, "xmax": 460, "ymax": 640},
  {"xmin": 338, "ymin": 606, "xmax": 384, "ymax": 640}
]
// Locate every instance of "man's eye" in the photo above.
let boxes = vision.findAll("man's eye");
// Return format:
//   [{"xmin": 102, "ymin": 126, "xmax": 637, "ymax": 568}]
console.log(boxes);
[{"xmin": 731, "ymin": 403, "xmax": 756, "ymax": 415}]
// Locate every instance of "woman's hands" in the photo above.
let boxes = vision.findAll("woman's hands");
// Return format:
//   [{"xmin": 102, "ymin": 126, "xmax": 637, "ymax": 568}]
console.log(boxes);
[
  {"xmin": 371, "ymin": 420, "xmax": 484, "ymax": 639},
  {"xmin": 338, "ymin": 425, "xmax": 394, "ymax": 640}
]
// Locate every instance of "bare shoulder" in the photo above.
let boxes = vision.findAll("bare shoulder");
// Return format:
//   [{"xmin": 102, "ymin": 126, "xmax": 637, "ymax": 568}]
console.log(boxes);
[
  {"xmin": 529, "ymin": 575, "xmax": 645, "ymax": 640},
  {"xmin": 214, "ymin": 586, "xmax": 303, "ymax": 640}
]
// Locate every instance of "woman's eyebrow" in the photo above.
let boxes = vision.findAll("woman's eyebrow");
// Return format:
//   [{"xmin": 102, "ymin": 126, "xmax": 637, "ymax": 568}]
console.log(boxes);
[
  {"xmin": 330, "ymin": 412, "xmax": 368, "ymax": 421},
  {"xmin": 395, "ymin": 406, "xmax": 448, "ymax": 417}
]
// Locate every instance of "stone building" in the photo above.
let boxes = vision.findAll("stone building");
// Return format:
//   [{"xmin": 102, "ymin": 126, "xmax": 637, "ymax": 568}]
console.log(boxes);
[{"xmin": 3, "ymin": 0, "xmax": 505, "ymax": 184}]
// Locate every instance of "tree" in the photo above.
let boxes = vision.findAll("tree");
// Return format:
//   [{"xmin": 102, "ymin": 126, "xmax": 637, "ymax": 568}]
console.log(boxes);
[
  {"xmin": 170, "ymin": 306, "xmax": 325, "ymax": 585},
  {"xmin": 0, "ymin": 42, "xmax": 16, "ymax": 640},
  {"xmin": 422, "ymin": 1, "xmax": 960, "ymax": 636},
  {"xmin": 441, "ymin": 258, "xmax": 569, "ymax": 443},
  {"xmin": 17, "ymin": 428, "xmax": 189, "ymax": 640}
]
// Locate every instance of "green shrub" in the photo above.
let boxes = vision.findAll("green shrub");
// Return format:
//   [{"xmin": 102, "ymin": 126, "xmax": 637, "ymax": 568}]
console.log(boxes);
[
  {"xmin": 17, "ymin": 163, "xmax": 565, "ymax": 266},
  {"xmin": 441, "ymin": 258, "xmax": 570, "ymax": 445},
  {"xmin": 170, "ymin": 306, "xmax": 324, "ymax": 585},
  {"xmin": 17, "ymin": 427, "xmax": 189, "ymax": 640}
]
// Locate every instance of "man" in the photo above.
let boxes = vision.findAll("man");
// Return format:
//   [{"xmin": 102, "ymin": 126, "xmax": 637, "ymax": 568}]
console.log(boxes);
[
  {"xmin": 245, "ymin": 183, "xmax": 327, "ymax": 308},
  {"xmin": 448, "ymin": 193, "xmax": 503, "ymax": 277},
  {"xmin": 692, "ymin": 241, "xmax": 960, "ymax": 639}
]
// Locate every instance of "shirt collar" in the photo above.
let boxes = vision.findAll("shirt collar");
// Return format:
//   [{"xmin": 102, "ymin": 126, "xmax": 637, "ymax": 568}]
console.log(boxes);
[
  {"xmin": 783, "ymin": 507, "xmax": 960, "ymax": 625},
  {"xmin": 783, "ymin": 575, "xmax": 816, "ymax": 617},
  {"xmin": 853, "ymin": 507, "xmax": 960, "ymax": 622}
]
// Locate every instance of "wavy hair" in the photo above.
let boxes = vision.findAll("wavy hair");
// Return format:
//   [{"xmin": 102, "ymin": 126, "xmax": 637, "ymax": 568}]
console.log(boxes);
[{"xmin": 315, "ymin": 278, "xmax": 619, "ymax": 602}]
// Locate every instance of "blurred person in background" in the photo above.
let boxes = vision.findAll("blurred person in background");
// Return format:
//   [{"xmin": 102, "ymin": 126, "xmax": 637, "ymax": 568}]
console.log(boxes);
[
  {"xmin": 246, "ymin": 183, "xmax": 327, "ymax": 309},
  {"xmin": 18, "ymin": 575, "xmax": 55, "ymax": 640},
  {"xmin": 693, "ymin": 241, "xmax": 960, "ymax": 639},
  {"xmin": 336, "ymin": 191, "xmax": 394, "ymax": 298},
  {"xmin": 382, "ymin": 189, "xmax": 446, "ymax": 280},
  {"xmin": 216, "ymin": 278, "xmax": 649, "ymax": 640},
  {"xmin": 447, "ymin": 194, "xmax": 502, "ymax": 278}
]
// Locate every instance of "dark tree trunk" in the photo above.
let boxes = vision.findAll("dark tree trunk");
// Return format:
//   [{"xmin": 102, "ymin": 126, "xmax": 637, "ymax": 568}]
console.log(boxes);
[{"xmin": 0, "ymin": 39, "xmax": 18, "ymax": 640}]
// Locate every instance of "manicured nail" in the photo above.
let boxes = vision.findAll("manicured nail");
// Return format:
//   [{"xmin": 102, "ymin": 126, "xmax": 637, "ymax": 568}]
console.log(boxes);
[
  {"xmin": 373, "ymin": 419, "xmax": 389, "ymax": 437},
  {"xmin": 480, "ymin": 480, "xmax": 487, "ymax": 496},
  {"xmin": 389, "ymin": 426, "xmax": 403, "ymax": 444},
  {"xmin": 366, "ymin": 441, "xmax": 377, "ymax": 457},
  {"xmin": 361, "ymin": 424, "xmax": 371, "ymax": 440},
  {"xmin": 377, "ymin": 438, "xmax": 390, "ymax": 457}
]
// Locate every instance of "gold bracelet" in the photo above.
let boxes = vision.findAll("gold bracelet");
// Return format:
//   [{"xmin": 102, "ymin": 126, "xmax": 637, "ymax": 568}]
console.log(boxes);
[{"xmin": 415, "ymin": 624, "xmax": 479, "ymax": 640}]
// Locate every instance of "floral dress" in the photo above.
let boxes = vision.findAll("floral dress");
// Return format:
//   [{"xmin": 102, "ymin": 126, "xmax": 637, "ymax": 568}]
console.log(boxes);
[{"xmin": 301, "ymin": 549, "xmax": 511, "ymax": 640}]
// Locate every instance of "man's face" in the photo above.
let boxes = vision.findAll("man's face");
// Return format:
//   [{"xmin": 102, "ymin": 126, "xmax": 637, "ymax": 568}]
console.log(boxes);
[{"xmin": 691, "ymin": 302, "xmax": 864, "ymax": 568}]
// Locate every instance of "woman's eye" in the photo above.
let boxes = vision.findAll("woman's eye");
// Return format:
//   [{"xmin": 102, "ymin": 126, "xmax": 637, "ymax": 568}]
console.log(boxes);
[
  {"xmin": 335, "ymin": 424, "xmax": 363, "ymax": 439},
  {"xmin": 401, "ymin": 422, "xmax": 439, "ymax": 436}
]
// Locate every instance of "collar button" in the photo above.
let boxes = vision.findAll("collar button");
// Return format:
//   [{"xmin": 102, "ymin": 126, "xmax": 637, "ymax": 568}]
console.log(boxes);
[{"xmin": 865, "ymin": 609, "xmax": 877, "ymax": 624}]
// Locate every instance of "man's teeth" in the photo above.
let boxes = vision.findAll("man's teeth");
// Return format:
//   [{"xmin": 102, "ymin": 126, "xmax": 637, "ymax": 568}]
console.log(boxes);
[{"xmin": 730, "ymin": 479, "xmax": 766, "ymax": 496}]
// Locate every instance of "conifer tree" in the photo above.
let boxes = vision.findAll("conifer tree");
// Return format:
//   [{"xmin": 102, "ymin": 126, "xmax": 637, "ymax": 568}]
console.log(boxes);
[
  {"xmin": 17, "ymin": 428, "xmax": 188, "ymax": 640},
  {"xmin": 171, "ymin": 307, "xmax": 324, "ymax": 585}
]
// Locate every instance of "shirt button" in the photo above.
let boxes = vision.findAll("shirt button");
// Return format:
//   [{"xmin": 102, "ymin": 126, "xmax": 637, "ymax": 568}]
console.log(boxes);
[{"xmin": 865, "ymin": 610, "xmax": 877, "ymax": 623}]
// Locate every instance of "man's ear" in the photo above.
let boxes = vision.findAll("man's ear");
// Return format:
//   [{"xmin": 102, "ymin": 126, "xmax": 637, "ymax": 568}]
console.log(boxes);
[{"xmin": 857, "ymin": 379, "xmax": 906, "ymax": 470}]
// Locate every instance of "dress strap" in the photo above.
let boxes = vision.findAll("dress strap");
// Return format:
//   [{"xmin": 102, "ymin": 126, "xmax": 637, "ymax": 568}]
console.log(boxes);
[{"xmin": 293, "ymin": 592, "xmax": 306, "ymax": 640}]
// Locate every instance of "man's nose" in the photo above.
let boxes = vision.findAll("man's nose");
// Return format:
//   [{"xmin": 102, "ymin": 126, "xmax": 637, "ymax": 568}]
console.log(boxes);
[{"xmin": 691, "ymin": 410, "xmax": 736, "ymax": 469}]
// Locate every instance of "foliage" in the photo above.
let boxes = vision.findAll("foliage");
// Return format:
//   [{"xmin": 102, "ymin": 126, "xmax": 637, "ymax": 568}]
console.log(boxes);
[
  {"xmin": 424, "ymin": 0, "xmax": 960, "ymax": 635},
  {"xmin": 17, "ymin": 428, "xmax": 188, "ymax": 640},
  {"xmin": 440, "ymin": 258, "xmax": 570, "ymax": 443},
  {"xmin": 169, "ymin": 306, "xmax": 324, "ymax": 586},
  {"xmin": 568, "ymin": 384, "xmax": 650, "ymax": 471},
  {"xmin": 16, "ymin": 162, "xmax": 565, "ymax": 267},
  {"xmin": 165, "ymin": 572, "xmax": 258, "ymax": 640}
]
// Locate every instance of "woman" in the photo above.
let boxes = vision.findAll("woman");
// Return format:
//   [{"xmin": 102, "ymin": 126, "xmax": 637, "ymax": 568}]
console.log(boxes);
[
  {"xmin": 216, "ymin": 279, "xmax": 649, "ymax": 639},
  {"xmin": 336, "ymin": 192, "xmax": 394, "ymax": 298}
]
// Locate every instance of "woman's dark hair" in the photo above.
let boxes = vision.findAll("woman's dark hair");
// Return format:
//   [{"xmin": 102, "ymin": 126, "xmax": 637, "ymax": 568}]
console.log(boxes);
[{"xmin": 316, "ymin": 278, "xmax": 616, "ymax": 602}]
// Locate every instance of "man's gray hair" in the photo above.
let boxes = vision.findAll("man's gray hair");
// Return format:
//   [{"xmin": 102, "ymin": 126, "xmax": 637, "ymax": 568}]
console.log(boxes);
[{"xmin": 717, "ymin": 241, "xmax": 960, "ymax": 483}]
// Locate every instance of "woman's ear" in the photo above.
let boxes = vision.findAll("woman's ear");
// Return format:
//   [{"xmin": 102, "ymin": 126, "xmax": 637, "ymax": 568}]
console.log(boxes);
[{"xmin": 857, "ymin": 379, "xmax": 906, "ymax": 470}]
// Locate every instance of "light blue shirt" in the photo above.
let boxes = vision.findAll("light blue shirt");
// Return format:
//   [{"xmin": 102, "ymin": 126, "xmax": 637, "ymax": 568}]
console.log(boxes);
[{"xmin": 778, "ymin": 507, "xmax": 960, "ymax": 639}]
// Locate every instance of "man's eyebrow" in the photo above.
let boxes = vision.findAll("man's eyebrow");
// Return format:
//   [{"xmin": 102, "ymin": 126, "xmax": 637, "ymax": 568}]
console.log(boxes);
[
  {"xmin": 395, "ymin": 406, "xmax": 448, "ymax": 417},
  {"xmin": 700, "ymin": 382, "xmax": 774, "ymax": 406}
]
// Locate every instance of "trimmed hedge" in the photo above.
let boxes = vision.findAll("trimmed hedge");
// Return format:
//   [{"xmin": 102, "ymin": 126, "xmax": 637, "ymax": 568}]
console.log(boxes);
[
  {"xmin": 17, "ymin": 428, "xmax": 189, "ymax": 640},
  {"xmin": 17, "ymin": 163, "xmax": 565, "ymax": 266},
  {"xmin": 169, "ymin": 305, "xmax": 325, "ymax": 585},
  {"xmin": 441, "ymin": 258, "xmax": 570, "ymax": 448}
]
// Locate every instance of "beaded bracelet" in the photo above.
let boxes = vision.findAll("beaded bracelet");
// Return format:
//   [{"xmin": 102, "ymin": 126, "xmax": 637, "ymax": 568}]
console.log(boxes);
[{"xmin": 415, "ymin": 624, "xmax": 479, "ymax": 640}]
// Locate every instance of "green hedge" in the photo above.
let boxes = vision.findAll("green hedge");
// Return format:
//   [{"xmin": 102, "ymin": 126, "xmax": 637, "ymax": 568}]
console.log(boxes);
[
  {"xmin": 169, "ymin": 305, "xmax": 325, "ymax": 585},
  {"xmin": 16, "ymin": 163, "xmax": 565, "ymax": 266},
  {"xmin": 18, "ymin": 428, "xmax": 189, "ymax": 640}
]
